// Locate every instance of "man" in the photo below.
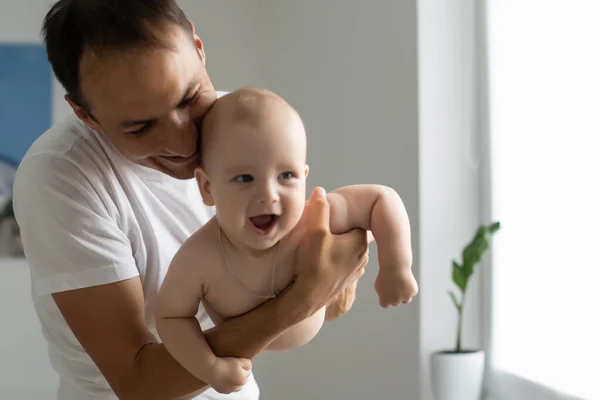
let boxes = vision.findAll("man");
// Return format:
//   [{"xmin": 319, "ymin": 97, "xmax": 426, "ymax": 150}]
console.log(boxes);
[{"xmin": 12, "ymin": 1, "xmax": 369, "ymax": 399}]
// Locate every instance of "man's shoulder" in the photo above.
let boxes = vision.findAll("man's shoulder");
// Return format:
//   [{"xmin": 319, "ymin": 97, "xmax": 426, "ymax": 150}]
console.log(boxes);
[
  {"xmin": 22, "ymin": 114, "xmax": 90, "ymax": 161},
  {"xmin": 13, "ymin": 114, "xmax": 120, "ymax": 207},
  {"xmin": 17, "ymin": 114, "xmax": 122, "ymax": 182}
]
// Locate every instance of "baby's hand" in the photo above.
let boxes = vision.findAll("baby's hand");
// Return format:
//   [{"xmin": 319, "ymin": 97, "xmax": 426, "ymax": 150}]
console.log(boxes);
[
  {"xmin": 374, "ymin": 268, "xmax": 418, "ymax": 308},
  {"xmin": 209, "ymin": 357, "xmax": 252, "ymax": 394}
]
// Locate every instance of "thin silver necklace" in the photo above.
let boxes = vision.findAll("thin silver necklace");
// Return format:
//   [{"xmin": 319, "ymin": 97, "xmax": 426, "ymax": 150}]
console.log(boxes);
[{"xmin": 218, "ymin": 225, "xmax": 281, "ymax": 299}]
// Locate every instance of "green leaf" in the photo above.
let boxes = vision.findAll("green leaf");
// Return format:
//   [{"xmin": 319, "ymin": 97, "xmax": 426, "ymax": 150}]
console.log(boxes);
[
  {"xmin": 488, "ymin": 221, "xmax": 501, "ymax": 234},
  {"xmin": 449, "ymin": 291, "xmax": 461, "ymax": 311},
  {"xmin": 460, "ymin": 222, "xmax": 502, "ymax": 283},
  {"xmin": 452, "ymin": 261, "xmax": 466, "ymax": 292},
  {"xmin": 462, "ymin": 227, "xmax": 483, "ymax": 264},
  {"xmin": 451, "ymin": 221, "xmax": 502, "ymax": 297},
  {"xmin": 463, "ymin": 238, "xmax": 486, "ymax": 277}
]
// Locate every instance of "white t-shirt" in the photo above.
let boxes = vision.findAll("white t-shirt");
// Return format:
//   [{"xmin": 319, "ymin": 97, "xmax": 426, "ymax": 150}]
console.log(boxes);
[{"xmin": 12, "ymin": 94, "xmax": 260, "ymax": 400}]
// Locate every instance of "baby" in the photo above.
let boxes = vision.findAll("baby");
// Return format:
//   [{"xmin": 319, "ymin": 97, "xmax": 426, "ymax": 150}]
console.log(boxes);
[{"xmin": 156, "ymin": 87, "xmax": 418, "ymax": 394}]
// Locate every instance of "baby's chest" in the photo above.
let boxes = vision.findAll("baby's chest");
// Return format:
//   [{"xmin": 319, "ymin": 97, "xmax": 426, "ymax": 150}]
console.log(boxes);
[{"xmin": 203, "ymin": 251, "xmax": 297, "ymax": 320}]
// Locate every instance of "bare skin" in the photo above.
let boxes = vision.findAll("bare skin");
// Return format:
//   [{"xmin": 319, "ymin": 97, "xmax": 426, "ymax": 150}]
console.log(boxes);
[
  {"xmin": 52, "ymin": 24, "xmax": 370, "ymax": 400},
  {"xmin": 156, "ymin": 88, "xmax": 418, "ymax": 394}
]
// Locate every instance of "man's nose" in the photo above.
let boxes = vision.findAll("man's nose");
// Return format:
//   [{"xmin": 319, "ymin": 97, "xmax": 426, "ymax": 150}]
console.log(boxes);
[{"xmin": 165, "ymin": 110, "xmax": 197, "ymax": 156}]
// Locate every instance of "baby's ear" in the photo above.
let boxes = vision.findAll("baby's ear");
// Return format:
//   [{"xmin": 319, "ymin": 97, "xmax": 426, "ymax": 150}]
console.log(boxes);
[
  {"xmin": 194, "ymin": 167, "xmax": 215, "ymax": 206},
  {"xmin": 304, "ymin": 164, "xmax": 310, "ymax": 178}
]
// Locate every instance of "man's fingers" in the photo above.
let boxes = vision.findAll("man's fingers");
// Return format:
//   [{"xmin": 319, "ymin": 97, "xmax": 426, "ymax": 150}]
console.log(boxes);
[
  {"xmin": 350, "ymin": 266, "xmax": 365, "ymax": 287},
  {"xmin": 344, "ymin": 228, "xmax": 369, "ymax": 256},
  {"xmin": 308, "ymin": 186, "xmax": 330, "ymax": 232},
  {"xmin": 357, "ymin": 266, "xmax": 366, "ymax": 279}
]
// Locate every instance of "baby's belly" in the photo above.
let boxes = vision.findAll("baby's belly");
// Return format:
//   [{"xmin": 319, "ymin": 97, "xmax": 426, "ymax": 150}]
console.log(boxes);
[
  {"xmin": 266, "ymin": 306, "xmax": 326, "ymax": 351},
  {"xmin": 202, "ymin": 296, "xmax": 264, "ymax": 326},
  {"xmin": 202, "ymin": 286, "xmax": 285, "ymax": 325}
]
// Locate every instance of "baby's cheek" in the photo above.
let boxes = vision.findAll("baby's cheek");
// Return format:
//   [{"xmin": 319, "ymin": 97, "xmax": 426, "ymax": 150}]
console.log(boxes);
[
  {"xmin": 216, "ymin": 199, "xmax": 246, "ymax": 229},
  {"xmin": 289, "ymin": 201, "xmax": 306, "ymax": 227}
]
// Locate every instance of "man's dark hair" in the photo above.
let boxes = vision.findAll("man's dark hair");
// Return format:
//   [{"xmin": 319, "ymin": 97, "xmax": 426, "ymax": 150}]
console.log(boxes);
[{"xmin": 42, "ymin": 0, "xmax": 193, "ymax": 108}]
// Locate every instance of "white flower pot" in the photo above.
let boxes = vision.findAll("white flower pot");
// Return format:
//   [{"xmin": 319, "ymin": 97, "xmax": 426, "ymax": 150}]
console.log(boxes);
[{"xmin": 430, "ymin": 349, "xmax": 485, "ymax": 400}]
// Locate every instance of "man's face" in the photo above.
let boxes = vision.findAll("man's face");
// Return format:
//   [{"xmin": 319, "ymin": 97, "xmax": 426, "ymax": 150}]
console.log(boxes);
[{"xmin": 71, "ymin": 23, "xmax": 216, "ymax": 179}]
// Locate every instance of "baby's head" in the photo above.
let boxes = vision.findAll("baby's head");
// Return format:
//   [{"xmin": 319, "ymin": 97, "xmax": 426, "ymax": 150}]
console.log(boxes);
[{"xmin": 195, "ymin": 87, "xmax": 309, "ymax": 251}]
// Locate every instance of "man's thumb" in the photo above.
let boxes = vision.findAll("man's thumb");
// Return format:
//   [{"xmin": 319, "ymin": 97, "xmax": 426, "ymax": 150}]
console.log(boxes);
[{"xmin": 309, "ymin": 186, "xmax": 330, "ymax": 229}]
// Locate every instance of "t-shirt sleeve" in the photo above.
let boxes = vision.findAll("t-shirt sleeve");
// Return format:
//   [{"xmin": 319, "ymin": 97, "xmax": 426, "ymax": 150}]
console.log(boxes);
[{"xmin": 12, "ymin": 153, "xmax": 140, "ymax": 296}]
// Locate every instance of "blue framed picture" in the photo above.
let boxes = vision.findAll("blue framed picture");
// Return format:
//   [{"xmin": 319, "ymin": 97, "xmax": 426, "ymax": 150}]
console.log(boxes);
[
  {"xmin": 0, "ymin": 43, "xmax": 52, "ymax": 256},
  {"xmin": 0, "ymin": 43, "xmax": 53, "ymax": 163}
]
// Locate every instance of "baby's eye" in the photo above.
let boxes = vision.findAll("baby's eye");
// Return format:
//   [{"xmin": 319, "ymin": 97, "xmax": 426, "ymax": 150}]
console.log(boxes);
[
  {"xmin": 234, "ymin": 174, "xmax": 254, "ymax": 183},
  {"xmin": 279, "ymin": 171, "xmax": 294, "ymax": 180}
]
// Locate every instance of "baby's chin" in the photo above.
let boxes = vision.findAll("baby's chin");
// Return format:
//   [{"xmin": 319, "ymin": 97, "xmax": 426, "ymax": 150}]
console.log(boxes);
[
  {"xmin": 221, "ymin": 215, "xmax": 300, "ymax": 254},
  {"xmin": 246, "ymin": 230, "xmax": 289, "ymax": 251},
  {"xmin": 243, "ymin": 224, "xmax": 294, "ymax": 253}
]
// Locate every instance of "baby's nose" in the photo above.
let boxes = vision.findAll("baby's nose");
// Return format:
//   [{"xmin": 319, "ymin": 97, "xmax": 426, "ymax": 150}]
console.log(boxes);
[{"xmin": 258, "ymin": 184, "xmax": 279, "ymax": 204}]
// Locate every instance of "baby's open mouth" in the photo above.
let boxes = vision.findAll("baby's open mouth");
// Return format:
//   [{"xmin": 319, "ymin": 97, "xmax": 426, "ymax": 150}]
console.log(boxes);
[{"xmin": 250, "ymin": 214, "xmax": 279, "ymax": 233}]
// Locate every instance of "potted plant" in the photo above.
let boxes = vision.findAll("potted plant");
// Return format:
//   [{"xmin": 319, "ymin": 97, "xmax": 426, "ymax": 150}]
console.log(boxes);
[{"xmin": 430, "ymin": 221, "xmax": 501, "ymax": 400}]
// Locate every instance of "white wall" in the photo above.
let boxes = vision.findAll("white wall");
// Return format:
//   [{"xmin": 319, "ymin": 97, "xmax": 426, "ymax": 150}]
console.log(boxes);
[
  {"xmin": 0, "ymin": 258, "xmax": 59, "ymax": 398},
  {"xmin": 417, "ymin": 1, "xmax": 481, "ymax": 399},
  {"xmin": 177, "ymin": 0, "xmax": 267, "ymax": 91},
  {"xmin": 0, "ymin": 1, "xmax": 481, "ymax": 399}
]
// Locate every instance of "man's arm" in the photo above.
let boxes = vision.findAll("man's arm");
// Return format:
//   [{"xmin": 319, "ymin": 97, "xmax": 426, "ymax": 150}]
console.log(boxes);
[{"xmin": 52, "ymin": 277, "xmax": 307, "ymax": 400}]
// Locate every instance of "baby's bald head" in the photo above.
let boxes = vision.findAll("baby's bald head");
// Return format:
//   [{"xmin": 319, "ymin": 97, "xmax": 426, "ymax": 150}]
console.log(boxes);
[{"xmin": 200, "ymin": 87, "xmax": 305, "ymax": 169}]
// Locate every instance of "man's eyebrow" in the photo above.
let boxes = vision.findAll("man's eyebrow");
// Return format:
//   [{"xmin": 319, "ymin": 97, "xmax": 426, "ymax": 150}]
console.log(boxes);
[
  {"xmin": 119, "ymin": 81, "xmax": 200, "ymax": 128},
  {"xmin": 175, "ymin": 80, "xmax": 200, "ymax": 107},
  {"xmin": 120, "ymin": 117, "xmax": 157, "ymax": 128}
]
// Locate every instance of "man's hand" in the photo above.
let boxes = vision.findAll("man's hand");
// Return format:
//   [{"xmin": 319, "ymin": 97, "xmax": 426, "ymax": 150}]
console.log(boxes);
[
  {"xmin": 292, "ymin": 187, "xmax": 370, "ymax": 317},
  {"xmin": 325, "ymin": 277, "xmax": 361, "ymax": 321},
  {"xmin": 324, "ymin": 230, "xmax": 373, "ymax": 321}
]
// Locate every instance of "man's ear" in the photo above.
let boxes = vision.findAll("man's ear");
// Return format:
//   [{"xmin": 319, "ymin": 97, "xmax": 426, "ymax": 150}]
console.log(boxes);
[
  {"xmin": 304, "ymin": 164, "xmax": 310, "ymax": 178},
  {"xmin": 194, "ymin": 167, "xmax": 215, "ymax": 206},
  {"xmin": 65, "ymin": 95, "xmax": 101, "ymax": 131},
  {"xmin": 188, "ymin": 20, "xmax": 206, "ymax": 65}
]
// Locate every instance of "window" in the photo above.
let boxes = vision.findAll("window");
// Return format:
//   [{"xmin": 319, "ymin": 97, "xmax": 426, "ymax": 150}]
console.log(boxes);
[{"xmin": 485, "ymin": 1, "xmax": 599, "ymax": 399}]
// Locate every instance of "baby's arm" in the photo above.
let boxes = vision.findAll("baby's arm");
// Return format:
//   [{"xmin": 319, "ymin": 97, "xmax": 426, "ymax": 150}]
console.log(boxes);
[
  {"xmin": 155, "ymin": 240, "xmax": 251, "ymax": 395},
  {"xmin": 327, "ymin": 184, "xmax": 418, "ymax": 307}
]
